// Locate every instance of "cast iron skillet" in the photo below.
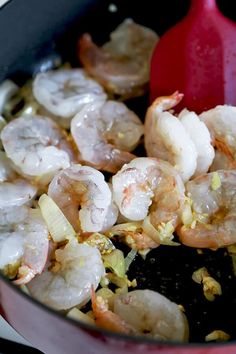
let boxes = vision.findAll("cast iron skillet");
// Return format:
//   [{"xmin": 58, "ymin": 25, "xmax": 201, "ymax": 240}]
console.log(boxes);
[{"xmin": 1, "ymin": 0, "xmax": 236, "ymax": 353}]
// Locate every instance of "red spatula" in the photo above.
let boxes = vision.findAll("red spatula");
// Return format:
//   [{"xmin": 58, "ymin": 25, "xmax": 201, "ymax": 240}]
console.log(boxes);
[{"xmin": 150, "ymin": 0, "xmax": 236, "ymax": 113}]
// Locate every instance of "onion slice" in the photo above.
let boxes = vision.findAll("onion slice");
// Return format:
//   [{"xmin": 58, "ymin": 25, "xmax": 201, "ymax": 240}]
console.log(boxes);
[{"xmin": 38, "ymin": 193, "xmax": 76, "ymax": 242}]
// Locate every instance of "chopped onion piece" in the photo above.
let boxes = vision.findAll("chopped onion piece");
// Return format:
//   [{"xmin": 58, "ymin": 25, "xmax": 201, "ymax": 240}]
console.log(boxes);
[
  {"xmin": 205, "ymin": 330, "xmax": 230, "ymax": 342},
  {"xmin": 211, "ymin": 172, "xmax": 221, "ymax": 191},
  {"xmin": 192, "ymin": 267, "xmax": 222, "ymax": 301},
  {"xmin": 102, "ymin": 249, "xmax": 125, "ymax": 278},
  {"xmin": 107, "ymin": 272, "xmax": 128, "ymax": 288},
  {"xmin": 100, "ymin": 275, "xmax": 110, "ymax": 288},
  {"xmin": 38, "ymin": 194, "xmax": 76, "ymax": 242},
  {"xmin": 85, "ymin": 233, "xmax": 115, "ymax": 254},
  {"xmin": 181, "ymin": 196, "xmax": 194, "ymax": 226},
  {"xmin": 142, "ymin": 215, "xmax": 179, "ymax": 246},
  {"xmin": 125, "ymin": 249, "xmax": 137, "ymax": 272},
  {"xmin": 96, "ymin": 288, "xmax": 115, "ymax": 309},
  {"xmin": 181, "ymin": 195, "xmax": 208, "ymax": 229},
  {"xmin": 106, "ymin": 222, "xmax": 142, "ymax": 238}
]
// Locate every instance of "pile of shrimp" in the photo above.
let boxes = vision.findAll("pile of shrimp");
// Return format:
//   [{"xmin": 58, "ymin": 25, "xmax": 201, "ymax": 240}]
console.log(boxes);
[{"xmin": 0, "ymin": 18, "xmax": 236, "ymax": 343}]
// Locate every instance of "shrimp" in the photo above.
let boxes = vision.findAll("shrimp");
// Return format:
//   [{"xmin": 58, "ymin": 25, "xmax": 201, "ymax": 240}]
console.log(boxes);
[
  {"xmin": 0, "ymin": 208, "xmax": 49, "ymax": 284},
  {"xmin": 78, "ymin": 19, "xmax": 158, "ymax": 99},
  {"xmin": 144, "ymin": 92, "xmax": 197, "ymax": 182},
  {"xmin": 0, "ymin": 151, "xmax": 37, "ymax": 209},
  {"xmin": 178, "ymin": 109, "xmax": 215, "ymax": 177},
  {"xmin": 112, "ymin": 157, "xmax": 185, "ymax": 233},
  {"xmin": 200, "ymin": 105, "xmax": 236, "ymax": 170},
  {"xmin": 1, "ymin": 115, "xmax": 76, "ymax": 184},
  {"xmin": 48, "ymin": 164, "xmax": 118, "ymax": 233},
  {"xmin": 27, "ymin": 239, "xmax": 105, "ymax": 310},
  {"xmin": 0, "ymin": 150, "xmax": 16, "ymax": 182},
  {"xmin": 71, "ymin": 100, "xmax": 143, "ymax": 173},
  {"xmin": 91, "ymin": 286, "xmax": 136, "ymax": 334},
  {"xmin": 177, "ymin": 170, "xmax": 236, "ymax": 249},
  {"xmin": 0, "ymin": 180, "xmax": 38, "ymax": 210},
  {"xmin": 95, "ymin": 289, "xmax": 189, "ymax": 341},
  {"xmin": 33, "ymin": 69, "xmax": 107, "ymax": 127}
]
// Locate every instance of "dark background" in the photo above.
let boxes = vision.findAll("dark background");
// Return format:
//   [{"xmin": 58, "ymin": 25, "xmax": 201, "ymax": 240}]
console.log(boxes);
[{"xmin": 0, "ymin": 0, "xmax": 235, "ymax": 83}]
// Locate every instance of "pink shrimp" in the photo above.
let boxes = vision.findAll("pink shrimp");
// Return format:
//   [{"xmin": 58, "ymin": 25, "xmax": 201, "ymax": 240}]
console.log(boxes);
[
  {"xmin": 78, "ymin": 19, "xmax": 158, "ymax": 99},
  {"xmin": 177, "ymin": 170, "xmax": 236, "ymax": 249},
  {"xmin": 91, "ymin": 286, "xmax": 136, "ymax": 334}
]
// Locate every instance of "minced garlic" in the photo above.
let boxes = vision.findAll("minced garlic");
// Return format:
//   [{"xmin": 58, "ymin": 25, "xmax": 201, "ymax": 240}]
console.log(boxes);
[
  {"xmin": 205, "ymin": 330, "xmax": 230, "ymax": 342},
  {"xmin": 211, "ymin": 172, "xmax": 221, "ymax": 191},
  {"xmin": 192, "ymin": 267, "xmax": 222, "ymax": 301}
]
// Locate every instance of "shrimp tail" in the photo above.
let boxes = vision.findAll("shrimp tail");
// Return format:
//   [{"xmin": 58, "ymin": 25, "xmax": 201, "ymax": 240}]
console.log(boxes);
[
  {"xmin": 91, "ymin": 286, "xmax": 136, "ymax": 334},
  {"xmin": 79, "ymin": 34, "xmax": 104, "ymax": 69},
  {"xmin": 78, "ymin": 34, "xmax": 111, "ymax": 90},
  {"xmin": 151, "ymin": 91, "xmax": 184, "ymax": 113},
  {"xmin": 13, "ymin": 265, "xmax": 36, "ymax": 285}
]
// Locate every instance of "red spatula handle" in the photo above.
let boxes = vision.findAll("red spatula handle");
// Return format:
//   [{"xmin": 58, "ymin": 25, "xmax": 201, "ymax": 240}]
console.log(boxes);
[
  {"xmin": 190, "ymin": 0, "xmax": 217, "ymax": 12},
  {"xmin": 150, "ymin": 0, "xmax": 236, "ymax": 113}
]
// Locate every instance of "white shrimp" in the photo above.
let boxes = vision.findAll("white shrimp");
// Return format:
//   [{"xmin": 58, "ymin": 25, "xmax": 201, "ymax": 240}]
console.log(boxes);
[
  {"xmin": 177, "ymin": 170, "xmax": 236, "ymax": 249},
  {"xmin": 33, "ymin": 69, "xmax": 107, "ymax": 127},
  {"xmin": 0, "ymin": 208, "xmax": 49, "ymax": 284},
  {"xmin": 0, "ymin": 150, "xmax": 16, "ymax": 182},
  {"xmin": 114, "ymin": 290, "xmax": 189, "ymax": 340},
  {"xmin": 48, "ymin": 164, "xmax": 117, "ymax": 233},
  {"xmin": 0, "ymin": 206, "xmax": 29, "ymax": 227},
  {"xmin": 71, "ymin": 100, "xmax": 143, "ymax": 173},
  {"xmin": 0, "ymin": 180, "xmax": 37, "ymax": 210},
  {"xmin": 27, "ymin": 239, "xmax": 105, "ymax": 310},
  {"xmin": 92, "ymin": 289, "xmax": 189, "ymax": 341},
  {"xmin": 178, "ymin": 109, "xmax": 215, "ymax": 177},
  {"xmin": 79, "ymin": 19, "xmax": 158, "ymax": 99},
  {"xmin": 0, "ymin": 151, "xmax": 37, "ymax": 209},
  {"xmin": 0, "ymin": 151, "xmax": 36, "ymax": 219},
  {"xmin": 112, "ymin": 157, "xmax": 185, "ymax": 232},
  {"xmin": 200, "ymin": 105, "xmax": 236, "ymax": 170},
  {"xmin": 1, "ymin": 115, "xmax": 76, "ymax": 184},
  {"xmin": 144, "ymin": 92, "xmax": 197, "ymax": 182}
]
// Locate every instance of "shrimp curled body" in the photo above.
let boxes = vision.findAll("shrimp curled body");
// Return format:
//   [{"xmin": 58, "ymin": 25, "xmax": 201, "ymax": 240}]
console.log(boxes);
[
  {"xmin": 144, "ymin": 92, "xmax": 198, "ymax": 182},
  {"xmin": 0, "ymin": 150, "xmax": 37, "ymax": 221},
  {"xmin": 92, "ymin": 288, "xmax": 189, "ymax": 341},
  {"xmin": 178, "ymin": 109, "xmax": 214, "ymax": 177},
  {"xmin": 0, "ymin": 208, "xmax": 49, "ymax": 284},
  {"xmin": 48, "ymin": 164, "xmax": 118, "ymax": 233},
  {"xmin": 177, "ymin": 170, "xmax": 236, "ymax": 249},
  {"xmin": 112, "ymin": 157, "xmax": 185, "ymax": 231},
  {"xmin": 33, "ymin": 69, "xmax": 107, "ymax": 127},
  {"xmin": 71, "ymin": 100, "xmax": 143, "ymax": 173},
  {"xmin": 78, "ymin": 19, "xmax": 158, "ymax": 99},
  {"xmin": 28, "ymin": 239, "xmax": 105, "ymax": 310},
  {"xmin": 1, "ymin": 115, "xmax": 75, "ymax": 184},
  {"xmin": 200, "ymin": 105, "xmax": 236, "ymax": 170}
]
